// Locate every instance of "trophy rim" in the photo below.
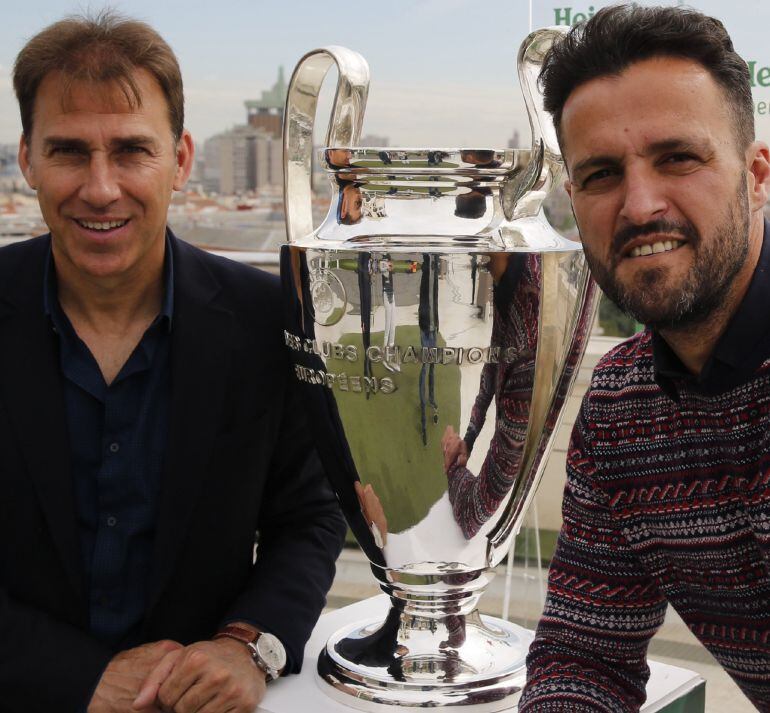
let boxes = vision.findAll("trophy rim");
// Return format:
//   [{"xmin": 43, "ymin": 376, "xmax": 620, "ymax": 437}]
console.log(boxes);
[{"xmin": 319, "ymin": 147, "xmax": 536, "ymax": 175}]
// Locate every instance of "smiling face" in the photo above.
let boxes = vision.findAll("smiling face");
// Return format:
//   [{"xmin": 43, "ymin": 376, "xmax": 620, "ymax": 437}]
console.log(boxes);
[
  {"xmin": 19, "ymin": 69, "xmax": 193, "ymax": 289},
  {"xmin": 561, "ymin": 55, "xmax": 768, "ymax": 330}
]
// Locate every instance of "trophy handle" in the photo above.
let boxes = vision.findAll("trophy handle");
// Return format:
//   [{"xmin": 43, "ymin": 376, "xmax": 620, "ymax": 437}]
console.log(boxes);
[
  {"xmin": 518, "ymin": 26, "xmax": 565, "ymax": 163},
  {"xmin": 283, "ymin": 46, "xmax": 370, "ymax": 244},
  {"xmin": 488, "ymin": 26, "xmax": 588, "ymax": 561},
  {"xmin": 516, "ymin": 26, "xmax": 568, "ymax": 199}
]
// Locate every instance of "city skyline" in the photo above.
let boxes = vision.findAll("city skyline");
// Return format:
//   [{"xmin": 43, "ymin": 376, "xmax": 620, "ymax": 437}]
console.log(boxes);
[{"xmin": 1, "ymin": 1, "xmax": 769, "ymax": 152}]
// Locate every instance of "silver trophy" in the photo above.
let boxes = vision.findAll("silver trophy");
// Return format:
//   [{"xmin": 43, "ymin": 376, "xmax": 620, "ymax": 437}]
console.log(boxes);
[{"xmin": 280, "ymin": 29, "xmax": 598, "ymax": 711}]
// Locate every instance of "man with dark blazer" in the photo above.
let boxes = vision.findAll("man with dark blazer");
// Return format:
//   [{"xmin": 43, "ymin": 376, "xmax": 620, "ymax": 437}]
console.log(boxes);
[{"xmin": 1, "ymin": 12, "xmax": 346, "ymax": 713}]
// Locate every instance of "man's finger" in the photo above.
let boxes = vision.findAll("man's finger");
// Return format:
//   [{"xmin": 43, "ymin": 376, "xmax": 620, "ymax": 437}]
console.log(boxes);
[
  {"xmin": 133, "ymin": 648, "xmax": 181, "ymax": 709},
  {"xmin": 174, "ymin": 681, "xmax": 220, "ymax": 713},
  {"xmin": 457, "ymin": 441, "xmax": 469, "ymax": 467},
  {"xmin": 443, "ymin": 440, "xmax": 460, "ymax": 470}
]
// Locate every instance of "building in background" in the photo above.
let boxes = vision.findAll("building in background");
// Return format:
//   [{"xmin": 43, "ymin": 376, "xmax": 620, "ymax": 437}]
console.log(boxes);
[
  {"xmin": 0, "ymin": 145, "xmax": 19, "ymax": 176},
  {"xmin": 202, "ymin": 126, "xmax": 283, "ymax": 195},
  {"xmin": 245, "ymin": 67, "xmax": 286, "ymax": 137},
  {"xmin": 201, "ymin": 68, "xmax": 286, "ymax": 195}
]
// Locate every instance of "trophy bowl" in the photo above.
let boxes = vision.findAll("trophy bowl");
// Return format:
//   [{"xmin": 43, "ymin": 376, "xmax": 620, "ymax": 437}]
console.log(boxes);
[{"xmin": 280, "ymin": 30, "xmax": 598, "ymax": 711}]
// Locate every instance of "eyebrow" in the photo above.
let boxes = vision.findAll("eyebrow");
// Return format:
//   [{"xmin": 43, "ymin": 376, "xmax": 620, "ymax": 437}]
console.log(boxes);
[
  {"xmin": 112, "ymin": 135, "xmax": 159, "ymax": 149},
  {"xmin": 570, "ymin": 137, "xmax": 713, "ymax": 180},
  {"xmin": 646, "ymin": 137, "xmax": 713, "ymax": 155},
  {"xmin": 42, "ymin": 137, "xmax": 89, "ymax": 153},
  {"xmin": 42, "ymin": 135, "xmax": 159, "ymax": 152},
  {"xmin": 571, "ymin": 154, "xmax": 620, "ymax": 180}
]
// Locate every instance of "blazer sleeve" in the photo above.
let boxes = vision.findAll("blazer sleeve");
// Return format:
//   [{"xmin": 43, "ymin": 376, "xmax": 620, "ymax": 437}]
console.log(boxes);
[
  {"xmin": 0, "ymin": 587, "xmax": 112, "ymax": 713},
  {"xmin": 517, "ymin": 399, "xmax": 667, "ymax": 712},
  {"xmin": 220, "ymin": 368, "xmax": 347, "ymax": 673},
  {"xmin": 0, "ymin": 351, "xmax": 112, "ymax": 710}
]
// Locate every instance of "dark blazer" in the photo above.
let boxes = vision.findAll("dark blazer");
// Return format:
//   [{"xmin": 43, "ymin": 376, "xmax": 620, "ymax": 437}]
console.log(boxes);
[{"xmin": 0, "ymin": 234, "xmax": 346, "ymax": 713}]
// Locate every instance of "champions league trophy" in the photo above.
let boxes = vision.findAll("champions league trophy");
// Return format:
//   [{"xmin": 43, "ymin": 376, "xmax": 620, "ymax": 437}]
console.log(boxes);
[{"xmin": 280, "ymin": 28, "xmax": 598, "ymax": 711}]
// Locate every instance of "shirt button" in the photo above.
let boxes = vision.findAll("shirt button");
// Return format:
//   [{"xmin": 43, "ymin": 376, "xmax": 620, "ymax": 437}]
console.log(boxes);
[
  {"xmin": 106, "ymin": 516, "xmax": 118, "ymax": 527},
  {"xmin": 109, "ymin": 442, "xmax": 120, "ymax": 453}
]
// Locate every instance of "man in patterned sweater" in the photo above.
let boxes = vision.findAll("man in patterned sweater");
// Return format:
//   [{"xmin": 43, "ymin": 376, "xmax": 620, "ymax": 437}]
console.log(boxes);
[{"xmin": 518, "ymin": 5, "xmax": 770, "ymax": 711}]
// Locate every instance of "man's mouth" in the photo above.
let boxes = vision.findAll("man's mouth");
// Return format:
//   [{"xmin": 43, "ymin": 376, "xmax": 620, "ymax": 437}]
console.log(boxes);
[
  {"xmin": 75, "ymin": 219, "xmax": 129, "ymax": 231},
  {"xmin": 627, "ymin": 239, "xmax": 684, "ymax": 258}
]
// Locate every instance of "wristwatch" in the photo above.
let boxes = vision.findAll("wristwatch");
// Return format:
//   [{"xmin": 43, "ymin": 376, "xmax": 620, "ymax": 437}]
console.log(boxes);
[{"xmin": 214, "ymin": 624, "xmax": 287, "ymax": 681}]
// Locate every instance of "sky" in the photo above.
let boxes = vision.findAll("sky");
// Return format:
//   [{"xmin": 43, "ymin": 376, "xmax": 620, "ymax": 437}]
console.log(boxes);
[{"xmin": 1, "ymin": 0, "xmax": 769, "ymax": 151}]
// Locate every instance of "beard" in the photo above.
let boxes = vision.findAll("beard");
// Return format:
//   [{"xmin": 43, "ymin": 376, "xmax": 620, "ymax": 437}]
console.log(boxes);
[{"xmin": 581, "ymin": 176, "xmax": 750, "ymax": 332}]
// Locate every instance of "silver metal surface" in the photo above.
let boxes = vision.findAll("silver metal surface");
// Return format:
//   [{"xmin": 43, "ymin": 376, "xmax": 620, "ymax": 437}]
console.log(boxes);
[
  {"xmin": 281, "ymin": 30, "xmax": 598, "ymax": 710},
  {"xmin": 317, "ymin": 611, "xmax": 530, "ymax": 712},
  {"xmin": 284, "ymin": 46, "xmax": 370, "ymax": 253}
]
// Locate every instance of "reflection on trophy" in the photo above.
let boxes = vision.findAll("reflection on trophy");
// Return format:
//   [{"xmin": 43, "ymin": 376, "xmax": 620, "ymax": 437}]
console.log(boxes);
[{"xmin": 281, "ymin": 31, "xmax": 598, "ymax": 711}]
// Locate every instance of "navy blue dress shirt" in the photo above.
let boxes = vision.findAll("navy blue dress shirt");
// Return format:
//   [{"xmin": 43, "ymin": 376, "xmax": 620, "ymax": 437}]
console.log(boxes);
[{"xmin": 44, "ymin": 239, "xmax": 173, "ymax": 649}]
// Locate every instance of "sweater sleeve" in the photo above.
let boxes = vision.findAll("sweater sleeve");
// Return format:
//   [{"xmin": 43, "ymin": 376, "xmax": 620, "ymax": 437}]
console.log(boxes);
[
  {"xmin": 518, "ymin": 398, "xmax": 667, "ymax": 712},
  {"xmin": 463, "ymin": 361, "xmax": 496, "ymax": 452}
]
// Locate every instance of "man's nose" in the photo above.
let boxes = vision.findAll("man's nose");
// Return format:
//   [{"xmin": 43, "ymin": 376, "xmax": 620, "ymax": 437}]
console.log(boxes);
[
  {"xmin": 618, "ymin": 165, "xmax": 667, "ymax": 225},
  {"xmin": 78, "ymin": 153, "xmax": 121, "ymax": 207}
]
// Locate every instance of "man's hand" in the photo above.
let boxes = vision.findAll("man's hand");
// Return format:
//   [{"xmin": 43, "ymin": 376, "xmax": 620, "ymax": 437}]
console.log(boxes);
[
  {"xmin": 133, "ymin": 638, "xmax": 266, "ymax": 713},
  {"xmin": 442, "ymin": 426, "xmax": 468, "ymax": 472},
  {"xmin": 87, "ymin": 640, "xmax": 182, "ymax": 713}
]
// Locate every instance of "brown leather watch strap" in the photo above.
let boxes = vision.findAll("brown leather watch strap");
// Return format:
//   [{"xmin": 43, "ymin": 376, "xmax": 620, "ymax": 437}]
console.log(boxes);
[
  {"xmin": 213, "ymin": 623, "xmax": 258, "ymax": 646},
  {"xmin": 214, "ymin": 624, "xmax": 278, "ymax": 680}
]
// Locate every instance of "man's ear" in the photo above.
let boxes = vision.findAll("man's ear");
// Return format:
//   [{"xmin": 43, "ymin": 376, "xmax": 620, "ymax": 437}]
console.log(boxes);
[
  {"xmin": 746, "ymin": 140, "xmax": 770, "ymax": 212},
  {"xmin": 18, "ymin": 134, "xmax": 36, "ymax": 190},
  {"xmin": 172, "ymin": 129, "xmax": 195, "ymax": 191},
  {"xmin": 564, "ymin": 178, "xmax": 572, "ymax": 201}
]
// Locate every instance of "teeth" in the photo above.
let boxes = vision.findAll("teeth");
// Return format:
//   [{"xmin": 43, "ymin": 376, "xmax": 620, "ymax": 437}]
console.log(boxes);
[
  {"xmin": 629, "ymin": 239, "xmax": 683, "ymax": 258},
  {"xmin": 78, "ymin": 219, "xmax": 127, "ymax": 231}
]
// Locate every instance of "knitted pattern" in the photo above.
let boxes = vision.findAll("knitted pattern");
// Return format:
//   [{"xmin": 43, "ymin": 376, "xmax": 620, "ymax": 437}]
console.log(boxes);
[
  {"xmin": 519, "ymin": 329, "xmax": 770, "ymax": 712},
  {"xmin": 446, "ymin": 255, "xmax": 540, "ymax": 539}
]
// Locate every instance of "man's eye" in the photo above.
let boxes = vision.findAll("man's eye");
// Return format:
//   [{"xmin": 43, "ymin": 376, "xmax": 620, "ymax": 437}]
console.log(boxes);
[
  {"xmin": 662, "ymin": 153, "xmax": 698, "ymax": 165},
  {"xmin": 582, "ymin": 168, "xmax": 618, "ymax": 188},
  {"xmin": 121, "ymin": 146, "xmax": 148, "ymax": 154}
]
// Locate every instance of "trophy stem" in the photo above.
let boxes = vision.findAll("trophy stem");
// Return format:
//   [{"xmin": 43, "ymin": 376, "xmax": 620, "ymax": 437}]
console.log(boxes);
[
  {"xmin": 318, "ymin": 599, "xmax": 530, "ymax": 711},
  {"xmin": 375, "ymin": 565, "xmax": 495, "ymax": 618}
]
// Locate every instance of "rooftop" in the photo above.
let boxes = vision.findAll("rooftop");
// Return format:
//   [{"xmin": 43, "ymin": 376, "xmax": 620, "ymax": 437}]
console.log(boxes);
[{"xmin": 245, "ymin": 66, "xmax": 287, "ymax": 112}]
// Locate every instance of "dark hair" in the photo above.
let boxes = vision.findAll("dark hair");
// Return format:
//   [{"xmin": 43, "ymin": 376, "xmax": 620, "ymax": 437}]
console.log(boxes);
[
  {"xmin": 13, "ymin": 9, "xmax": 184, "ymax": 142},
  {"xmin": 539, "ymin": 4, "xmax": 754, "ymax": 150}
]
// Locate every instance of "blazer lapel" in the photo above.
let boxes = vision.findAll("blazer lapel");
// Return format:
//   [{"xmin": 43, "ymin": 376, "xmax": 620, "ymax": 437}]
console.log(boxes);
[
  {"xmin": 148, "ymin": 239, "xmax": 234, "ymax": 608},
  {"xmin": 0, "ymin": 250, "xmax": 83, "ymax": 603}
]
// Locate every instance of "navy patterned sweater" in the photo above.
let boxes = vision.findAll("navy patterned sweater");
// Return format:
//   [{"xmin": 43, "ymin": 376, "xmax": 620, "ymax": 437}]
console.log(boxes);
[{"xmin": 518, "ymin": 326, "xmax": 770, "ymax": 711}]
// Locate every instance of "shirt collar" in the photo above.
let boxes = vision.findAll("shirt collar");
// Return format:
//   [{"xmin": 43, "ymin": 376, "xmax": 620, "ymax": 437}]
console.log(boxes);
[
  {"xmin": 652, "ymin": 217, "xmax": 770, "ymax": 398},
  {"xmin": 43, "ymin": 230, "xmax": 175, "ymax": 332}
]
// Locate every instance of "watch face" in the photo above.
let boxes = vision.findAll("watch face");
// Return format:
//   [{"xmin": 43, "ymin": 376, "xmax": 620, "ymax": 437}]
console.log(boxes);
[{"xmin": 256, "ymin": 632, "xmax": 287, "ymax": 671}]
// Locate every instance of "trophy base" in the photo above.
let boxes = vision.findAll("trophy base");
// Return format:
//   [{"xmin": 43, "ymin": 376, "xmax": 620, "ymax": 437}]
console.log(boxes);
[{"xmin": 317, "ymin": 607, "xmax": 529, "ymax": 711}]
